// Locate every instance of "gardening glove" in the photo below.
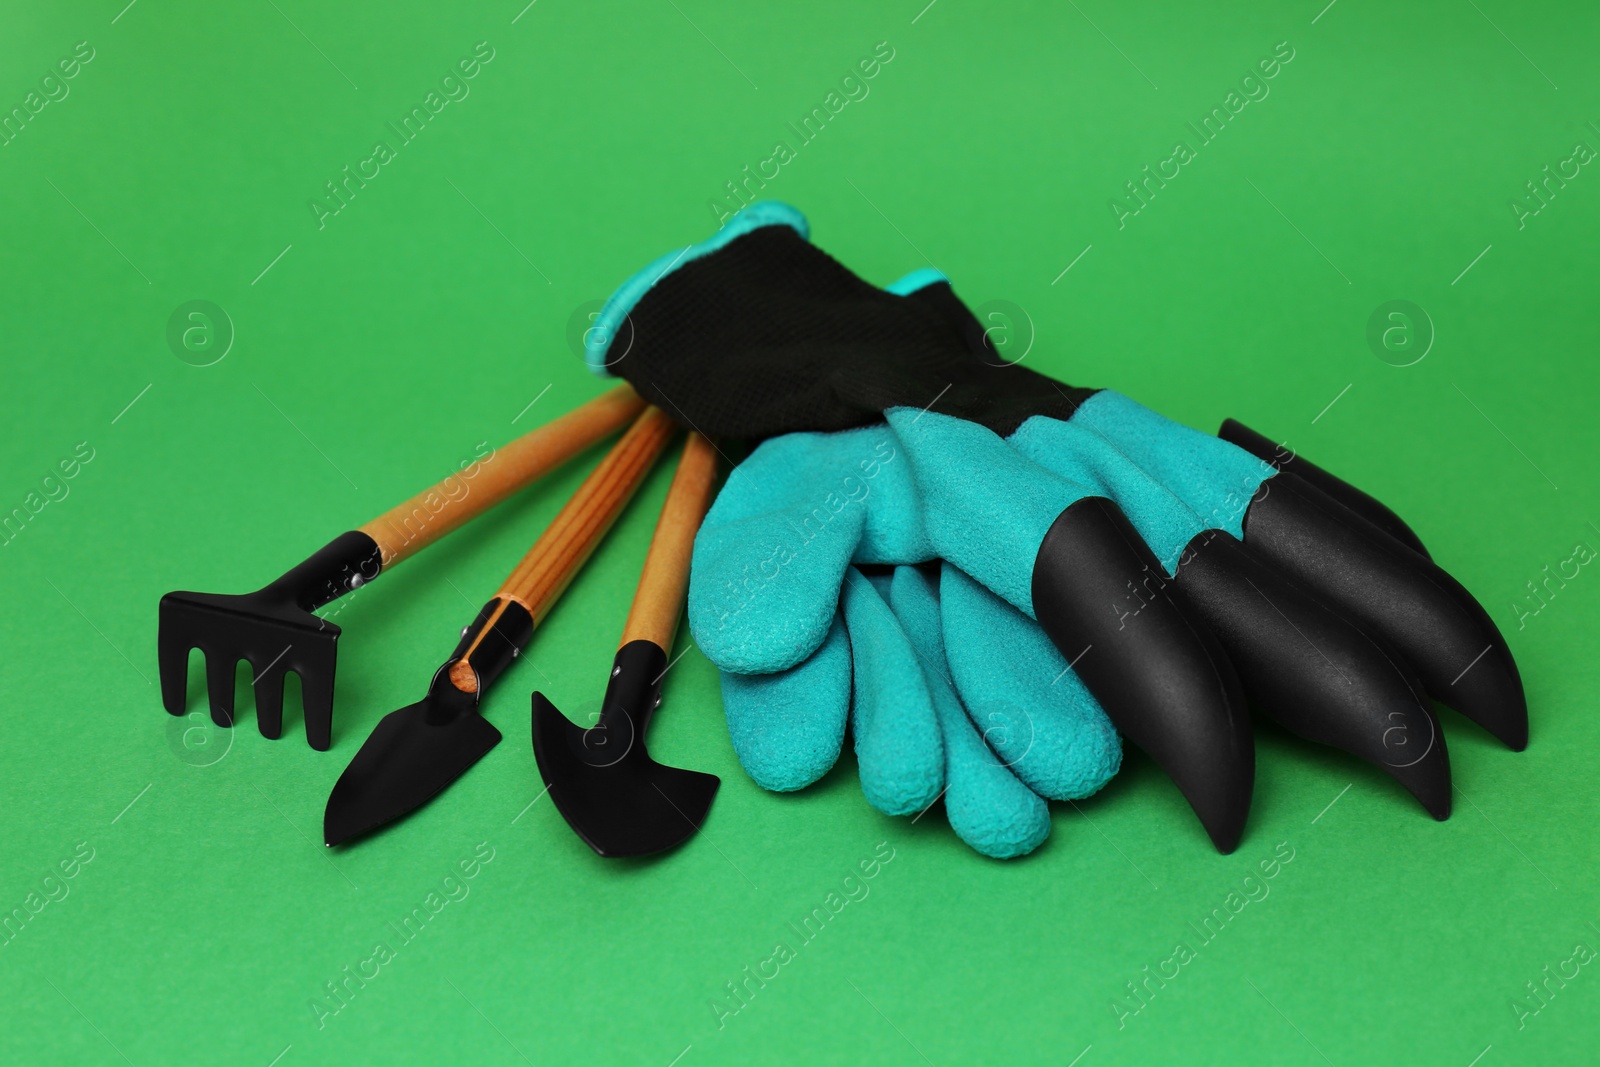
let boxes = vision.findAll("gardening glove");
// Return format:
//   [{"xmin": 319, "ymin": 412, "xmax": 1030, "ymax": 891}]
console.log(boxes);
[{"xmin": 589, "ymin": 201, "xmax": 1527, "ymax": 852}]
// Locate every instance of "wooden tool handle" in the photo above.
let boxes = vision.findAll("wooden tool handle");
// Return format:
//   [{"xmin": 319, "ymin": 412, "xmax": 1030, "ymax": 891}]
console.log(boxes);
[
  {"xmin": 358, "ymin": 384, "xmax": 644, "ymax": 567},
  {"xmin": 499, "ymin": 406, "xmax": 679, "ymax": 624},
  {"xmin": 445, "ymin": 407, "xmax": 678, "ymax": 694},
  {"xmin": 620, "ymin": 432, "xmax": 719, "ymax": 650}
]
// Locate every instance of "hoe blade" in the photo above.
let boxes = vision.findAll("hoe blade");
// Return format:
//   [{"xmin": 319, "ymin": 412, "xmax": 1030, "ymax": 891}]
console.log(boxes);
[{"xmin": 532, "ymin": 692, "xmax": 719, "ymax": 858}]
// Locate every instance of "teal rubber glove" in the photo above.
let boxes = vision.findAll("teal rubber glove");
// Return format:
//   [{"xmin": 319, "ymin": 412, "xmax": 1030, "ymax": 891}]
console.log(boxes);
[{"xmin": 720, "ymin": 560, "xmax": 1120, "ymax": 859}]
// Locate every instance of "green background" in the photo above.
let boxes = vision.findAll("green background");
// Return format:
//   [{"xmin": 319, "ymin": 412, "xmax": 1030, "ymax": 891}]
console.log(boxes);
[{"xmin": 3, "ymin": 0, "xmax": 1597, "ymax": 1063}]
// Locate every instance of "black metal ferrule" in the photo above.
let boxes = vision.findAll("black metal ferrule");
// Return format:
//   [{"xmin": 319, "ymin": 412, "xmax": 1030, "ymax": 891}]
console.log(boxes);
[
  {"xmin": 597, "ymin": 639, "xmax": 668, "ymax": 738},
  {"xmin": 444, "ymin": 598, "xmax": 536, "ymax": 696},
  {"xmin": 260, "ymin": 530, "xmax": 385, "ymax": 613}
]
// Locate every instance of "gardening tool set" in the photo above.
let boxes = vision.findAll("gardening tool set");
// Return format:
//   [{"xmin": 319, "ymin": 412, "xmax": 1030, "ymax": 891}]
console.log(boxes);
[
  {"xmin": 324, "ymin": 406, "xmax": 681, "ymax": 846},
  {"xmin": 159, "ymin": 200, "xmax": 1529, "ymax": 860}
]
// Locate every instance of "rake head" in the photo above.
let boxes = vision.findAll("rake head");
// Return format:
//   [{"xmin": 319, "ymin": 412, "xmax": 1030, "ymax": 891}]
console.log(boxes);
[{"xmin": 158, "ymin": 531, "xmax": 382, "ymax": 751}]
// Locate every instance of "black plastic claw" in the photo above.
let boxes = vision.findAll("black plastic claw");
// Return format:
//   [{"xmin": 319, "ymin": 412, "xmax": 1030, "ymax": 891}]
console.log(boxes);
[
  {"xmin": 1219, "ymin": 418, "xmax": 1432, "ymax": 560},
  {"xmin": 1032, "ymin": 497, "xmax": 1255, "ymax": 853},
  {"xmin": 1242, "ymin": 472, "xmax": 1527, "ymax": 751},
  {"xmin": 157, "ymin": 531, "xmax": 382, "ymax": 749},
  {"xmin": 1176, "ymin": 529, "xmax": 1452, "ymax": 819}
]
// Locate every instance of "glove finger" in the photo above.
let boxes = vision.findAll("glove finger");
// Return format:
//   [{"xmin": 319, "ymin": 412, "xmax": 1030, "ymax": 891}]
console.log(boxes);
[
  {"xmin": 880, "ymin": 406, "xmax": 1087, "ymax": 615},
  {"xmin": 690, "ymin": 427, "xmax": 921, "ymax": 675},
  {"xmin": 1175, "ymin": 530, "xmax": 1453, "ymax": 819},
  {"xmin": 840, "ymin": 570, "xmax": 944, "ymax": 816},
  {"xmin": 885, "ymin": 567, "xmax": 1050, "ymax": 859},
  {"xmin": 721, "ymin": 613, "xmax": 852, "ymax": 792},
  {"xmin": 938, "ymin": 563, "xmax": 1121, "ymax": 801},
  {"xmin": 1241, "ymin": 472, "xmax": 1527, "ymax": 750},
  {"xmin": 1218, "ymin": 417, "xmax": 1431, "ymax": 559},
  {"xmin": 1009, "ymin": 391, "xmax": 1275, "ymax": 575}
]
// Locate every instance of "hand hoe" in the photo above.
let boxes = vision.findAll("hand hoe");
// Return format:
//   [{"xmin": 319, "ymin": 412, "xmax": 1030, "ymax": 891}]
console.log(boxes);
[{"xmin": 532, "ymin": 431, "xmax": 721, "ymax": 858}]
